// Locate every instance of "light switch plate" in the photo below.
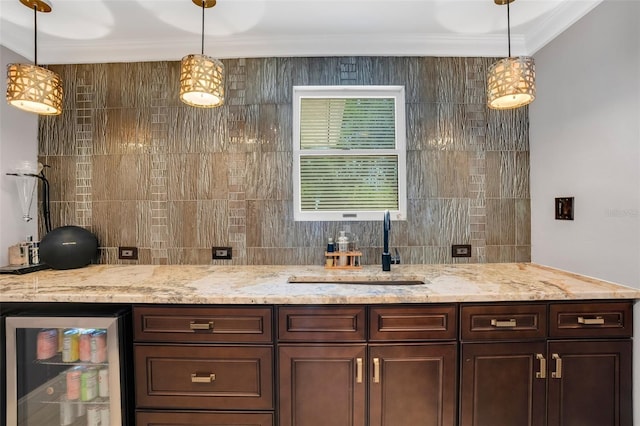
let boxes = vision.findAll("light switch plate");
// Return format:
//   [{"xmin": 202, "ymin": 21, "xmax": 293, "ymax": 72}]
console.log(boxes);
[{"xmin": 555, "ymin": 197, "xmax": 574, "ymax": 220}]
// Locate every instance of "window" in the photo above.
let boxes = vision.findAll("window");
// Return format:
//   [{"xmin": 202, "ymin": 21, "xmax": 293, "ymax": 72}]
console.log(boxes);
[{"xmin": 293, "ymin": 86, "xmax": 406, "ymax": 221}]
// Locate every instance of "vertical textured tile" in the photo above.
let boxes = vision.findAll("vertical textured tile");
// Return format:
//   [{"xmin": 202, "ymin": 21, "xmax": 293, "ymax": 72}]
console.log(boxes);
[
  {"xmin": 486, "ymin": 199, "xmax": 516, "ymax": 245},
  {"xmin": 246, "ymin": 58, "xmax": 278, "ymax": 104},
  {"xmin": 308, "ymin": 57, "xmax": 341, "ymax": 85},
  {"xmin": 227, "ymin": 152, "xmax": 248, "ymax": 264},
  {"xmin": 150, "ymin": 62, "xmax": 169, "ymax": 264},
  {"xmin": 515, "ymin": 199, "xmax": 531, "ymax": 246},
  {"xmin": 407, "ymin": 150, "xmax": 439, "ymax": 200},
  {"xmin": 198, "ymin": 153, "xmax": 229, "ymax": 200},
  {"xmin": 74, "ymin": 69, "xmax": 94, "ymax": 230},
  {"xmin": 39, "ymin": 111, "xmax": 76, "ymax": 156},
  {"xmin": 225, "ymin": 59, "xmax": 247, "ymax": 106},
  {"xmin": 196, "ymin": 200, "xmax": 229, "ymax": 247},
  {"xmin": 39, "ymin": 57, "xmax": 531, "ymax": 265},
  {"xmin": 245, "ymin": 151, "xmax": 292, "ymax": 201},
  {"xmin": 41, "ymin": 156, "xmax": 76, "ymax": 202}
]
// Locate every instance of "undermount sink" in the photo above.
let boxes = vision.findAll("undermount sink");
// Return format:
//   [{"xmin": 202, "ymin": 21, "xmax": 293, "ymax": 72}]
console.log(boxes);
[{"xmin": 287, "ymin": 275, "xmax": 427, "ymax": 285}]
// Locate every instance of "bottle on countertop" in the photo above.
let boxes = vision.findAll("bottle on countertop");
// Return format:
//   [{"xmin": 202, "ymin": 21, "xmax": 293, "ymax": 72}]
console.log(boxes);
[
  {"xmin": 325, "ymin": 237, "xmax": 335, "ymax": 267},
  {"xmin": 337, "ymin": 231, "xmax": 349, "ymax": 266}
]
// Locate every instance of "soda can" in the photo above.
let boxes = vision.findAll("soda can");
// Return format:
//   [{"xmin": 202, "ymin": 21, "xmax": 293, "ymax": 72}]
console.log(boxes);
[
  {"xmin": 79, "ymin": 330, "xmax": 93, "ymax": 362},
  {"xmin": 99, "ymin": 406, "xmax": 110, "ymax": 425},
  {"xmin": 98, "ymin": 368, "xmax": 109, "ymax": 398},
  {"xmin": 62, "ymin": 329, "xmax": 79, "ymax": 362},
  {"xmin": 66, "ymin": 368, "xmax": 82, "ymax": 400},
  {"xmin": 59, "ymin": 396, "xmax": 74, "ymax": 426},
  {"xmin": 80, "ymin": 368, "xmax": 98, "ymax": 402},
  {"xmin": 76, "ymin": 399, "xmax": 86, "ymax": 418},
  {"xmin": 90, "ymin": 330, "xmax": 107, "ymax": 364},
  {"xmin": 86, "ymin": 405, "xmax": 100, "ymax": 426},
  {"xmin": 37, "ymin": 329, "xmax": 57, "ymax": 360}
]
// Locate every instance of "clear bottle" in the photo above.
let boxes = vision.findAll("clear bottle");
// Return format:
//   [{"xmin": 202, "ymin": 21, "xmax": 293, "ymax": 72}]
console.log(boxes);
[{"xmin": 337, "ymin": 231, "xmax": 349, "ymax": 266}]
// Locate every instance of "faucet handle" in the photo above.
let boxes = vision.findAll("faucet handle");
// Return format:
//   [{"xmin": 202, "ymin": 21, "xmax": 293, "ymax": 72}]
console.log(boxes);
[{"xmin": 391, "ymin": 248, "xmax": 401, "ymax": 265}]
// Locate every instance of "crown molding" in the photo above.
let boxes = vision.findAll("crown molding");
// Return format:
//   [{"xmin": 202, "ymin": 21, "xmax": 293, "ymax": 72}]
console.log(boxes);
[
  {"xmin": 526, "ymin": 0, "xmax": 603, "ymax": 54},
  {"xmin": 19, "ymin": 33, "xmax": 529, "ymax": 65}
]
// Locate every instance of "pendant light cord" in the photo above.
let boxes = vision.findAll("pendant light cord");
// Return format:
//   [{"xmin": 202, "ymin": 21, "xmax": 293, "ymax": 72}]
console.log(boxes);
[
  {"xmin": 33, "ymin": 4, "xmax": 38, "ymax": 65},
  {"xmin": 507, "ymin": 1, "xmax": 512, "ymax": 57},
  {"xmin": 201, "ymin": 1, "xmax": 205, "ymax": 55}
]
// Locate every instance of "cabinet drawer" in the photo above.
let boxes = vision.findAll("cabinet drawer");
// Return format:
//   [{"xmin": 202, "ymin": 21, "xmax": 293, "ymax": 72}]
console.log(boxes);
[
  {"xmin": 133, "ymin": 306, "xmax": 273, "ymax": 343},
  {"xmin": 135, "ymin": 345, "xmax": 273, "ymax": 410},
  {"xmin": 549, "ymin": 301, "xmax": 633, "ymax": 338},
  {"xmin": 369, "ymin": 304, "xmax": 457, "ymax": 341},
  {"xmin": 136, "ymin": 411, "xmax": 274, "ymax": 426},
  {"xmin": 278, "ymin": 306, "xmax": 366, "ymax": 342},
  {"xmin": 461, "ymin": 304, "xmax": 547, "ymax": 341}
]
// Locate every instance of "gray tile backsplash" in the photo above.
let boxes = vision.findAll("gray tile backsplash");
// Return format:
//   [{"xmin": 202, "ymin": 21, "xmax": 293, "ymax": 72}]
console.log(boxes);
[{"xmin": 38, "ymin": 56, "xmax": 530, "ymax": 265}]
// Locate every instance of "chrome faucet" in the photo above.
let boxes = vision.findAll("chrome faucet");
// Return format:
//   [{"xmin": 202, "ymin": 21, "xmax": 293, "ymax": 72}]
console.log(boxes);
[{"xmin": 382, "ymin": 210, "xmax": 391, "ymax": 271}]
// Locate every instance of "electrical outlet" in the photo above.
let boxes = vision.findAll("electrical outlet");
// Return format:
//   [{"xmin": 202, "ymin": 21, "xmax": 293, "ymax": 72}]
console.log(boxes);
[
  {"xmin": 451, "ymin": 244, "xmax": 471, "ymax": 258},
  {"xmin": 212, "ymin": 247, "xmax": 232, "ymax": 260},
  {"xmin": 118, "ymin": 246, "xmax": 138, "ymax": 260}
]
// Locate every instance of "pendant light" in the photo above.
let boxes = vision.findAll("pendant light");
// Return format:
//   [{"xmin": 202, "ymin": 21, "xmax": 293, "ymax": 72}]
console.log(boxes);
[
  {"xmin": 6, "ymin": 0, "xmax": 63, "ymax": 115},
  {"xmin": 487, "ymin": 0, "xmax": 535, "ymax": 110},
  {"xmin": 179, "ymin": 0, "xmax": 225, "ymax": 108}
]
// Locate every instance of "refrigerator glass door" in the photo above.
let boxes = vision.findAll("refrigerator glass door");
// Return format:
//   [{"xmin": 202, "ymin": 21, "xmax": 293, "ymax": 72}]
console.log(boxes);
[{"xmin": 6, "ymin": 316, "xmax": 122, "ymax": 426}]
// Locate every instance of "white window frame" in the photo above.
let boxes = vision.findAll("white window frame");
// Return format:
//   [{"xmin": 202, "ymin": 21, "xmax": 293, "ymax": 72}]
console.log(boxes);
[{"xmin": 293, "ymin": 85, "xmax": 407, "ymax": 221}]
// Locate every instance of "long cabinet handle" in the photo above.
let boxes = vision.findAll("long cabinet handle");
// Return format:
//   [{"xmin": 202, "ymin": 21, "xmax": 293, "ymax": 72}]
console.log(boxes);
[
  {"xmin": 577, "ymin": 316, "xmax": 605, "ymax": 325},
  {"xmin": 190, "ymin": 321, "xmax": 214, "ymax": 331},
  {"xmin": 490, "ymin": 318, "xmax": 517, "ymax": 328},
  {"xmin": 191, "ymin": 373, "xmax": 216, "ymax": 383},
  {"xmin": 535, "ymin": 353, "xmax": 546, "ymax": 379},
  {"xmin": 356, "ymin": 358, "xmax": 363, "ymax": 384},
  {"xmin": 373, "ymin": 358, "xmax": 380, "ymax": 383},
  {"xmin": 552, "ymin": 354, "xmax": 563, "ymax": 379}
]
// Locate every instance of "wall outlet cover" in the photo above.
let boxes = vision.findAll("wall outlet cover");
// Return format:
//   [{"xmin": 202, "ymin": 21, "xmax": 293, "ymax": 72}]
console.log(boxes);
[
  {"xmin": 118, "ymin": 246, "xmax": 138, "ymax": 260},
  {"xmin": 451, "ymin": 244, "xmax": 472, "ymax": 258},
  {"xmin": 212, "ymin": 247, "xmax": 233, "ymax": 260}
]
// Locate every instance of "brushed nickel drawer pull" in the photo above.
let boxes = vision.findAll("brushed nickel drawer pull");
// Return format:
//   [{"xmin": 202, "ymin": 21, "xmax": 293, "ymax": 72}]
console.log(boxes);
[
  {"xmin": 552, "ymin": 354, "xmax": 562, "ymax": 379},
  {"xmin": 577, "ymin": 316, "xmax": 605, "ymax": 325},
  {"xmin": 190, "ymin": 373, "xmax": 216, "ymax": 383},
  {"xmin": 535, "ymin": 353, "xmax": 546, "ymax": 379},
  {"xmin": 491, "ymin": 318, "xmax": 517, "ymax": 328},
  {"xmin": 189, "ymin": 321, "xmax": 214, "ymax": 331},
  {"xmin": 373, "ymin": 358, "xmax": 380, "ymax": 383},
  {"xmin": 356, "ymin": 358, "xmax": 363, "ymax": 384}
]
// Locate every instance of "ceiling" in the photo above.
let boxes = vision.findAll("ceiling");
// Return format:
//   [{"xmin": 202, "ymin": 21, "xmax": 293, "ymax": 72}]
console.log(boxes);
[{"xmin": 0, "ymin": 0, "xmax": 602, "ymax": 65}]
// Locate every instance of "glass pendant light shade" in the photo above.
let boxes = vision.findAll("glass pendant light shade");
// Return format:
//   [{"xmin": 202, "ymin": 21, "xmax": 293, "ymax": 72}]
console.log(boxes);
[
  {"xmin": 487, "ymin": 56, "xmax": 535, "ymax": 110},
  {"xmin": 179, "ymin": 53, "xmax": 225, "ymax": 108},
  {"xmin": 6, "ymin": 63, "xmax": 63, "ymax": 115}
]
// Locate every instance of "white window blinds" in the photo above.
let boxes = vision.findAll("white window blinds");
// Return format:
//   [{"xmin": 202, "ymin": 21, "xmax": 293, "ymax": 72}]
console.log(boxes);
[{"xmin": 293, "ymin": 86, "xmax": 407, "ymax": 221}]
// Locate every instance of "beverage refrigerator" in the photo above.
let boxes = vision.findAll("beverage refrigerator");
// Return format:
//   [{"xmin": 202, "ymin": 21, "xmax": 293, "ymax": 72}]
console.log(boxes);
[{"xmin": 3, "ymin": 305, "xmax": 133, "ymax": 426}]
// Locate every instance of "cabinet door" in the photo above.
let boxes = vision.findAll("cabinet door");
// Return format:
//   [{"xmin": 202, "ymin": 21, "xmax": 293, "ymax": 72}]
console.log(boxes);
[
  {"xmin": 460, "ymin": 342, "xmax": 547, "ymax": 426},
  {"xmin": 547, "ymin": 340, "xmax": 632, "ymax": 426},
  {"xmin": 278, "ymin": 344, "xmax": 366, "ymax": 426},
  {"xmin": 369, "ymin": 343, "xmax": 457, "ymax": 426}
]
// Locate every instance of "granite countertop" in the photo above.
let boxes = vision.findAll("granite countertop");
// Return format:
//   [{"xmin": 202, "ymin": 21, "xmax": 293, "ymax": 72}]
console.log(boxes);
[{"xmin": 0, "ymin": 263, "xmax": 638, "ymax": 305}]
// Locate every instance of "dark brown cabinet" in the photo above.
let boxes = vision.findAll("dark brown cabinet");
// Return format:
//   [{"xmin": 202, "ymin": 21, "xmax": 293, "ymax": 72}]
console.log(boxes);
[
  {"xmin": 279, "ymin": 344, "xmax": 367, "ymax": 426},
  {"xmin": 369, "ymin": 343, "xmax": 457, "ymax": 426},
  {"xmin": 459, "ymin": 301, "xmax": 633, "ymax": 426},
  {"xmin": 278, "ymin": 305, "xmax": 458, "ymax": 426},
  {"xmin": 133, "ymin": 305, "xmax": 275, "ymax": 426},
  {"xmin": 132, "ymin": 301, "xmax": 633, "ymax": 426},
  {"xmin": 461, "ymin": 341, "xmax": 547, "ymax": 426}
]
